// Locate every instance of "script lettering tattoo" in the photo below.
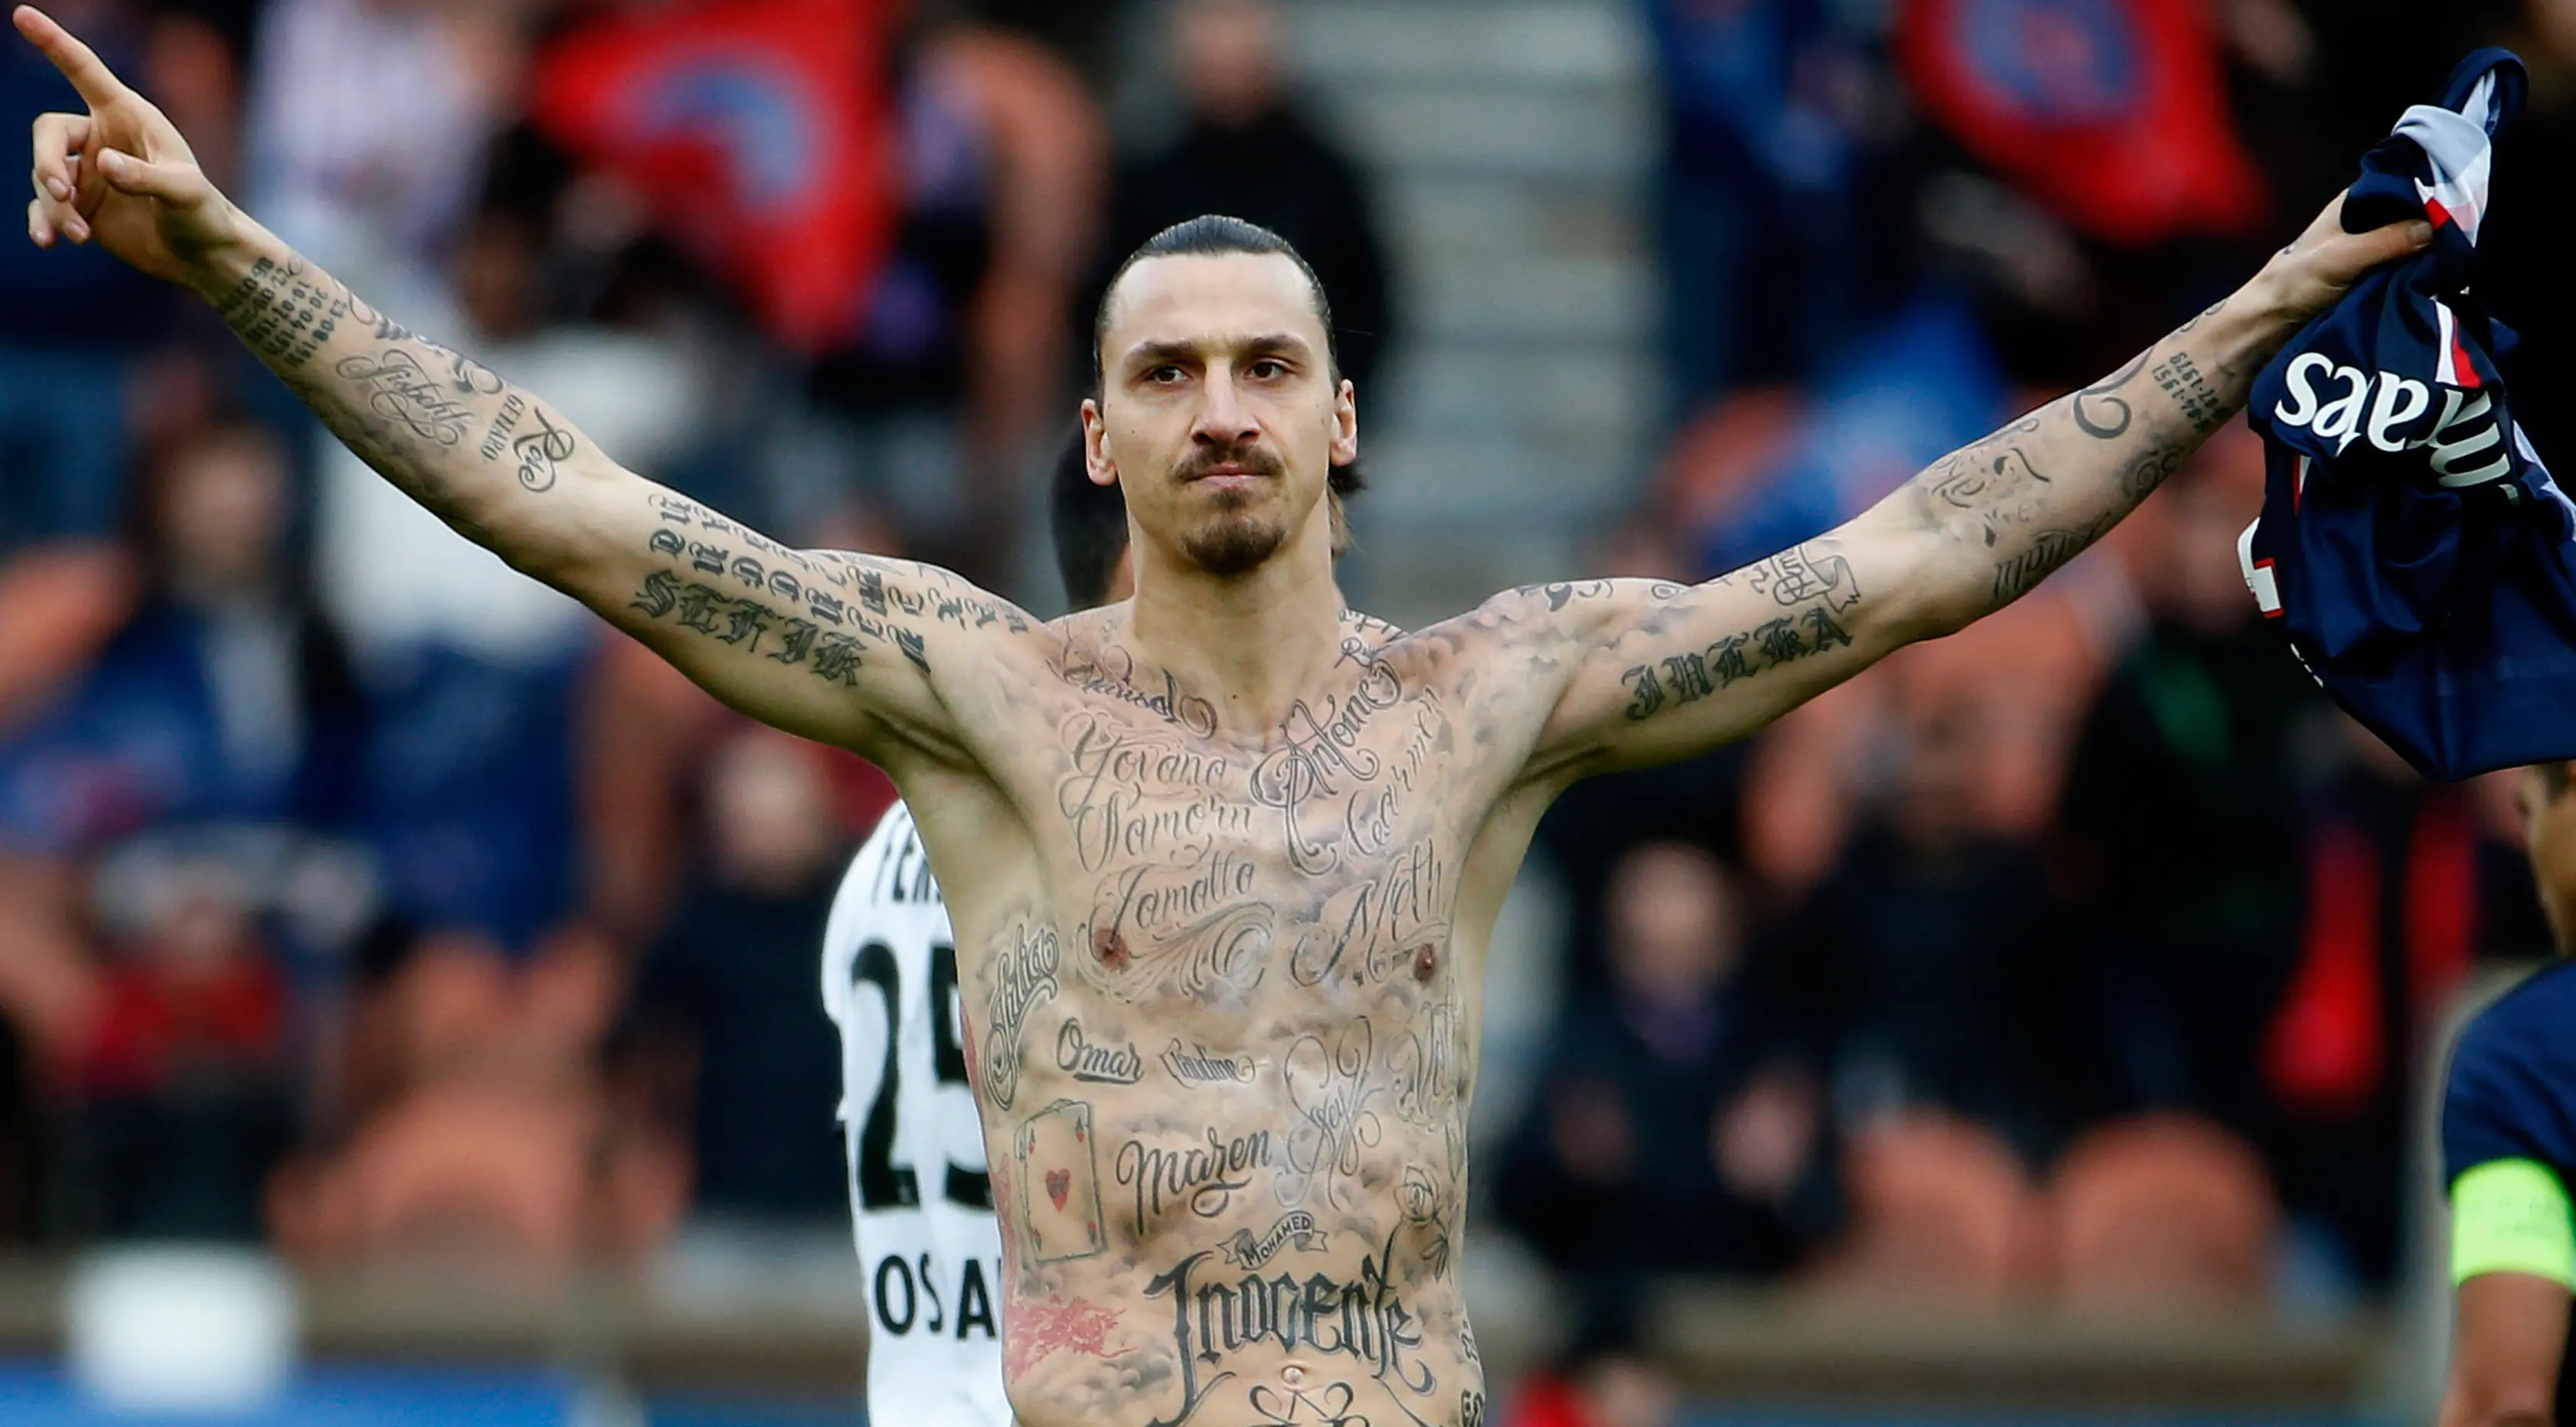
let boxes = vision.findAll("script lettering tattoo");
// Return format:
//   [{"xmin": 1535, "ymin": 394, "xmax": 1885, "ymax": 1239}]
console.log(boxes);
[
  {"xmin": 1618, "ymin": 609, "xmax": 1848, "ymax": 723},
  {"xmin": 1058, "ymin": 1020, "xmax": 1144, "ymax": 1085},
  {"xmin": 981, "ymin": 924, "xmax": 1062, "ymax": 1110},
  {"xmin": 1250, "ymin": 658, "xmax": 1406, "ymax": 877},
  {"xmin": 335, "ymin": 350, "xmax": 474, "ymax": 446},
  {"xmin": 1143, "ymin": 1229, "xmax": 1434, "ymax": 1427},
  {"xmin": 1218, "ymin": 1212, "xmax": 1329, "ymax": 1269},
  {"xmin": 512, "ymin": 408, "xmax": 577, "ymax": 491},
  {"xmin": 626, "ymin": 553, "xmax": 940, "ymax": 691},
  {"xmin": 1114, "ymin": 1127, "xmax": 1274, "ymax": 1236},
  {"xmin": 1163, "ymin": 1040, "xmax": 1257, "ymax": 1086},
  {"xmin": 479, "ymin": 393, "xmax": 525, "ymax": 460},
  {"xmin": 1280, "ymin": 1020, "xmax": 1388, "ymax": 1212}
]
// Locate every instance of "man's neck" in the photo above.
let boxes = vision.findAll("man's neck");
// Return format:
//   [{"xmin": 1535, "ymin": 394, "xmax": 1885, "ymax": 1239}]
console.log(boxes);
[{"xmin": 1126, "ymin": 535, "xmax": 1346, "ymax": 737}]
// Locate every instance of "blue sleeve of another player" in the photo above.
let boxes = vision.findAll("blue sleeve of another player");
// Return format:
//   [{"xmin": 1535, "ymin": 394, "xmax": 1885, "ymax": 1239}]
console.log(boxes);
[{"xmin": 2444, "ymin": 997, "xmax": 2565, "ymax": 1187}]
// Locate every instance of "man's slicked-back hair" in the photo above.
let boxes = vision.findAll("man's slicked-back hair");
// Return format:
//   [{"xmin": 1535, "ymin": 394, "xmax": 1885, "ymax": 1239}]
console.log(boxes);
[
  {"xmin": 1051, "ymin": 431, "xmax": 1131, "ymax": 610},
  {"xmin": 1093, "ymin": 214, "xmax": 1365, "ymax": 508}
]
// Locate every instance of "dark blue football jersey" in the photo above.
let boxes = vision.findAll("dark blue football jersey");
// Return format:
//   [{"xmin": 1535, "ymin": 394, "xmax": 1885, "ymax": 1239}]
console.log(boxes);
[
  {"xmin": 2442, "ymin": 958, "xmax": 2576, "ymax": 1418},
  {"xmin": 2243, "ymin": 50, "xmax": 2576, "ymax": 781}
]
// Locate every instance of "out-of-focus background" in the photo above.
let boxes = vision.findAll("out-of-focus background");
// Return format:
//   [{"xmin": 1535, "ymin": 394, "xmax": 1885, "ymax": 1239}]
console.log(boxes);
[{"xmin": 1, "ymin": 0, "xmax": 2572, "ymax": 1422}]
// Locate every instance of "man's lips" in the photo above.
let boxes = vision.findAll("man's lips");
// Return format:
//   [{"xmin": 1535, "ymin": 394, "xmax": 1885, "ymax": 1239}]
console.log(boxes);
[{"xmin": 1187, "ymin": 464, "xmax": 1267, "ymax": 489}]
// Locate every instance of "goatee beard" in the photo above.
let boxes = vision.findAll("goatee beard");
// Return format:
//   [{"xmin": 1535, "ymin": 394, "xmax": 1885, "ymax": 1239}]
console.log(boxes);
[{"xmin": 1181, "ymin": 508, "xmax": 1286, "ymax": 576}]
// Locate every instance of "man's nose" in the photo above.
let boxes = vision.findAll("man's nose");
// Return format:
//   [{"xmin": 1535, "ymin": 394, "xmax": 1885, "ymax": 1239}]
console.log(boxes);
[{"xmin": 1192, "ymin": 367, "xmax": 1260, "ymax": 446}]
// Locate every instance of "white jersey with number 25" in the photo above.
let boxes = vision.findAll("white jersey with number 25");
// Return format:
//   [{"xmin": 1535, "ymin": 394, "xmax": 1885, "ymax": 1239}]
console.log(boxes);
[{"xmin": 820, "ymin": 802, "xmax": 1010, "ymax": 1427}]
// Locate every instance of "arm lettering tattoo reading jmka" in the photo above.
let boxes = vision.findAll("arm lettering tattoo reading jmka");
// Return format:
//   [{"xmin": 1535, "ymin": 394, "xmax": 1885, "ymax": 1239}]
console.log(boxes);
[{"xmin": 1619, "ymin": 608, "xmax": 1850, "ymax": 723}]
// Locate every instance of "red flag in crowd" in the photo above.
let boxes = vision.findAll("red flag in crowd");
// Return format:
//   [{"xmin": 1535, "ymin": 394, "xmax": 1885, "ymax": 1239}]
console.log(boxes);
[
  {"xmin": 530, "ymin": 0, "xmax": 900, "ymax": 352},
  {"xmin": 1896, "ymin": 0, "xmax": 2267, "ymax": 247}
]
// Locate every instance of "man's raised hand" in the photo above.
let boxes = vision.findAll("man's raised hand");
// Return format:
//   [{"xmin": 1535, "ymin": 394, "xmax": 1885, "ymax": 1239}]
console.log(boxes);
[{"xmin": 18, "ymin": 5, "xmax": 234, "ymax": 284}]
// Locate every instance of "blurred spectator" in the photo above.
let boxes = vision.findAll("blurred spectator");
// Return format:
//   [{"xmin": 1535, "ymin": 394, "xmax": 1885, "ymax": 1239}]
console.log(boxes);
[
  {"xmin": 65, "ymin": 854, "xmax": 294, "ymax": 1240},
  {"xmin": 788, "ymin": 18, "xmax": 1106, "ymax": 577},
  {"xmin": 2055, "ymin": 429, "xmax": 2319, "ymax": 1135},
  {"xmin": 2043, "ymin": 1114, "xmax": 2279, "ymax": 1307},
  {"xmin": 1803, "ymin": 1113, "xmax": 2033, "ymax": 1303},
  {"xmin": 1102, "ymin": 0, "xmax": 1393, "ymax": 392},
  {"xmin": 1647, "ymin": 0, "xmax": 1894, "ymax": 412},
  {"xmin": 1787, "ymin": 703, "xmax": 2098, "ymax": 1159},
  {"xmin": 1499, "ymin": 842, "xmax": 1839, "ymax": 1283},
  {"xmin": 1505, "ymin": 1293, "xmax": 1681, "ymax": 1427},
  {"xmin": 270, "ymin": 922, "xmax": 683, "ymax": 1272},
  {"xmin": 2254, "ymin": 718, "xmax": 2523, "ymax": 1294},
  {"xmin": 0, "ymin": 419, "xmax": 363, "ymax": 852},
  {"xmin": 2480, "ymin": 0, "xmax": 2576, "ymax": 467},
  {"xmin": 245, "ymin": 0, "xmax": 524, "ymax": 307},
  {"xmin": 631, "ymin": 727, "xmax": 854, "ymax": 1235}
]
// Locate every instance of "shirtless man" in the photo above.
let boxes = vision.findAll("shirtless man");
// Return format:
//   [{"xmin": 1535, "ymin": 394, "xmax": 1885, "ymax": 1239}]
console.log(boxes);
[{"xmin": 17, "ymin": 8, "xmax": 2431, "ymax": 1423}]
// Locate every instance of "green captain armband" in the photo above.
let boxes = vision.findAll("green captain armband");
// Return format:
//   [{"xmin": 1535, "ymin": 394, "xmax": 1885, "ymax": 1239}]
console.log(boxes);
[{"xmin": 2451, "ymin": 1158, "xmax": 2576, "ymax": 1288}]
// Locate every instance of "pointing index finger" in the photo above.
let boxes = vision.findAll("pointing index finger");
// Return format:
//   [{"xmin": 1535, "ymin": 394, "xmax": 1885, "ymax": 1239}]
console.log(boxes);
[{"xmin": 12, "ymin": 7, "xmax": 128, "ymax": 109}]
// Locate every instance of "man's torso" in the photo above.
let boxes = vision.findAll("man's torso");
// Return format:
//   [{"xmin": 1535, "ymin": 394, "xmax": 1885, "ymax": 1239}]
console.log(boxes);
[{"xmin": 890, "ymin": 606, "xmax": 1548, "ymax": 1427}]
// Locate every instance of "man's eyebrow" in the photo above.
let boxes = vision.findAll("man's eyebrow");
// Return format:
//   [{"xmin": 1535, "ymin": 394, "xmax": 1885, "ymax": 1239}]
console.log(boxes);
[
  {"xmin": 1123, "ymin": 338, "xmax": 1201, "ymax": 369},
  {"xmin": 1120, "ymin": 333, "xmax": 1317, "ymax": 369}
]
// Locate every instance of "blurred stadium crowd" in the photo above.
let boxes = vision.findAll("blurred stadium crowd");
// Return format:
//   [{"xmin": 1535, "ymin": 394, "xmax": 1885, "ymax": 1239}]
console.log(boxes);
[{"xmin": 2, "ymin": 0, "xmax": 2576, "ymax": 1392}]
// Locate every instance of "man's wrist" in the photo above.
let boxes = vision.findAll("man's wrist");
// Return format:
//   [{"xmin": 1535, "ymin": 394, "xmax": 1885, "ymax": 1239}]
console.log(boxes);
[
  {"xmin": 180, "ymin": 210, "xmax": 274, "ymax": 307},
  {"xmin": 2203, "ymin": 266, "xmax": 2310, "ymax": 378}
]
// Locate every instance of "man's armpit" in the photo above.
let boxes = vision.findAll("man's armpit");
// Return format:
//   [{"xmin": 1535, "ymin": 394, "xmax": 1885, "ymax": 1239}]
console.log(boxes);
[{"xmin": 2453, "ymin": 1158, "xmax": 2576, "ymax": 1289}]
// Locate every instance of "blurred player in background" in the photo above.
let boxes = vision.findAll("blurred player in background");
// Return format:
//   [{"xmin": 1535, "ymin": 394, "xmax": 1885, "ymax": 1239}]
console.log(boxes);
[
  {"xmin": 821, "ymin": 441, "xmax": 1130, "ymax": 1427},
  {"xmin": 2437, "ymin": 763, "xmax": 2576, "ymax": 1427}
]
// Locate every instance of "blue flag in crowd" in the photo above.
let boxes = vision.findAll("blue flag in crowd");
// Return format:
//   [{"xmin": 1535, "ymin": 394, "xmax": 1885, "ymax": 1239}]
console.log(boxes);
[{"xmin": 2241, "ymin": 48, "xmax": 2576, "ymax": 781}]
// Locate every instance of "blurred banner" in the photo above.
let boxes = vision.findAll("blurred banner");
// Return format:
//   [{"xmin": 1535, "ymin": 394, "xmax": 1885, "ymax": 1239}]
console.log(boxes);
[
  {"xmin": 1895, "ymin": 0, "xmax": 2267, "ymax": 246},
  {"xmin": 530, "ymin": 0, "xmax": 902, "ymax": 352}
]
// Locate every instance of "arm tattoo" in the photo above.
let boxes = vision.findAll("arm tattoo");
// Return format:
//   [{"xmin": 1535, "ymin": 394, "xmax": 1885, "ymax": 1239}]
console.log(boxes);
[
  {"xmin": 208, "ymin": 251, "xmax": 584, "ymax": 543},
  {"xmin": 1893, "ymin": 294, "xmax": 2262, "ymax": 622}
]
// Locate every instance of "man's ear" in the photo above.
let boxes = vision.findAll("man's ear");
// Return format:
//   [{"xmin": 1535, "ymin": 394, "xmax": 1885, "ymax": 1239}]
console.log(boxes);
[
  {"xmin": 1081, "ymin": 399, "xmax": 1119, "ymax": 489},
  {"xmin": 1330, "ymin": 377, "xmax": 1359, "ymax": 469}
]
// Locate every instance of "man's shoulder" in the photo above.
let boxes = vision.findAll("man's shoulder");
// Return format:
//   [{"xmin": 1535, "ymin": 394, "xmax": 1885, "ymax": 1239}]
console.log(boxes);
[
  {"xmin": 2459, "ymin": 961, "xmax": 2576, "ymax": 1071},
  {"xmin": 2445, "ymin": 962, "xmax": 2576, "ymax": 1175}
]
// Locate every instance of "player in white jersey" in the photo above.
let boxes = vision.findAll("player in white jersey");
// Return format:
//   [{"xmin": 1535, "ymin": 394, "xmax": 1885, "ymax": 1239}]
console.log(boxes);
[{"xmin": 820, "ymin": 443, "xmax": 1133, "ymax": 1426}]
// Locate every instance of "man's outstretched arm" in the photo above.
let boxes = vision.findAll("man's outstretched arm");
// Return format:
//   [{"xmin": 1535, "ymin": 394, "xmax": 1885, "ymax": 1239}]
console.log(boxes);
[
  {"xmin": 18, "ymin": 6, "xmax": 1015, "ymax": 762},
  {"xmin": 1502, "ymin": 198, "xmax": 2431, "ymax": 780}
]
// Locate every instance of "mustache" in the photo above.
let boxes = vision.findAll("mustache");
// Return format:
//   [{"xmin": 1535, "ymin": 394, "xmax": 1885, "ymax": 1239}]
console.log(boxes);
[{"xmin": 1172, "ymin": 442, "xmax": 1284, "ymax": 482}]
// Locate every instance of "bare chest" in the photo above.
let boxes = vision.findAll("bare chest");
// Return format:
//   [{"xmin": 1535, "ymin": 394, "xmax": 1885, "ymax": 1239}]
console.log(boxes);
[{"xmin": 1034, "ymin": 661, "xmax": 1464, "ymax": 1011}]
